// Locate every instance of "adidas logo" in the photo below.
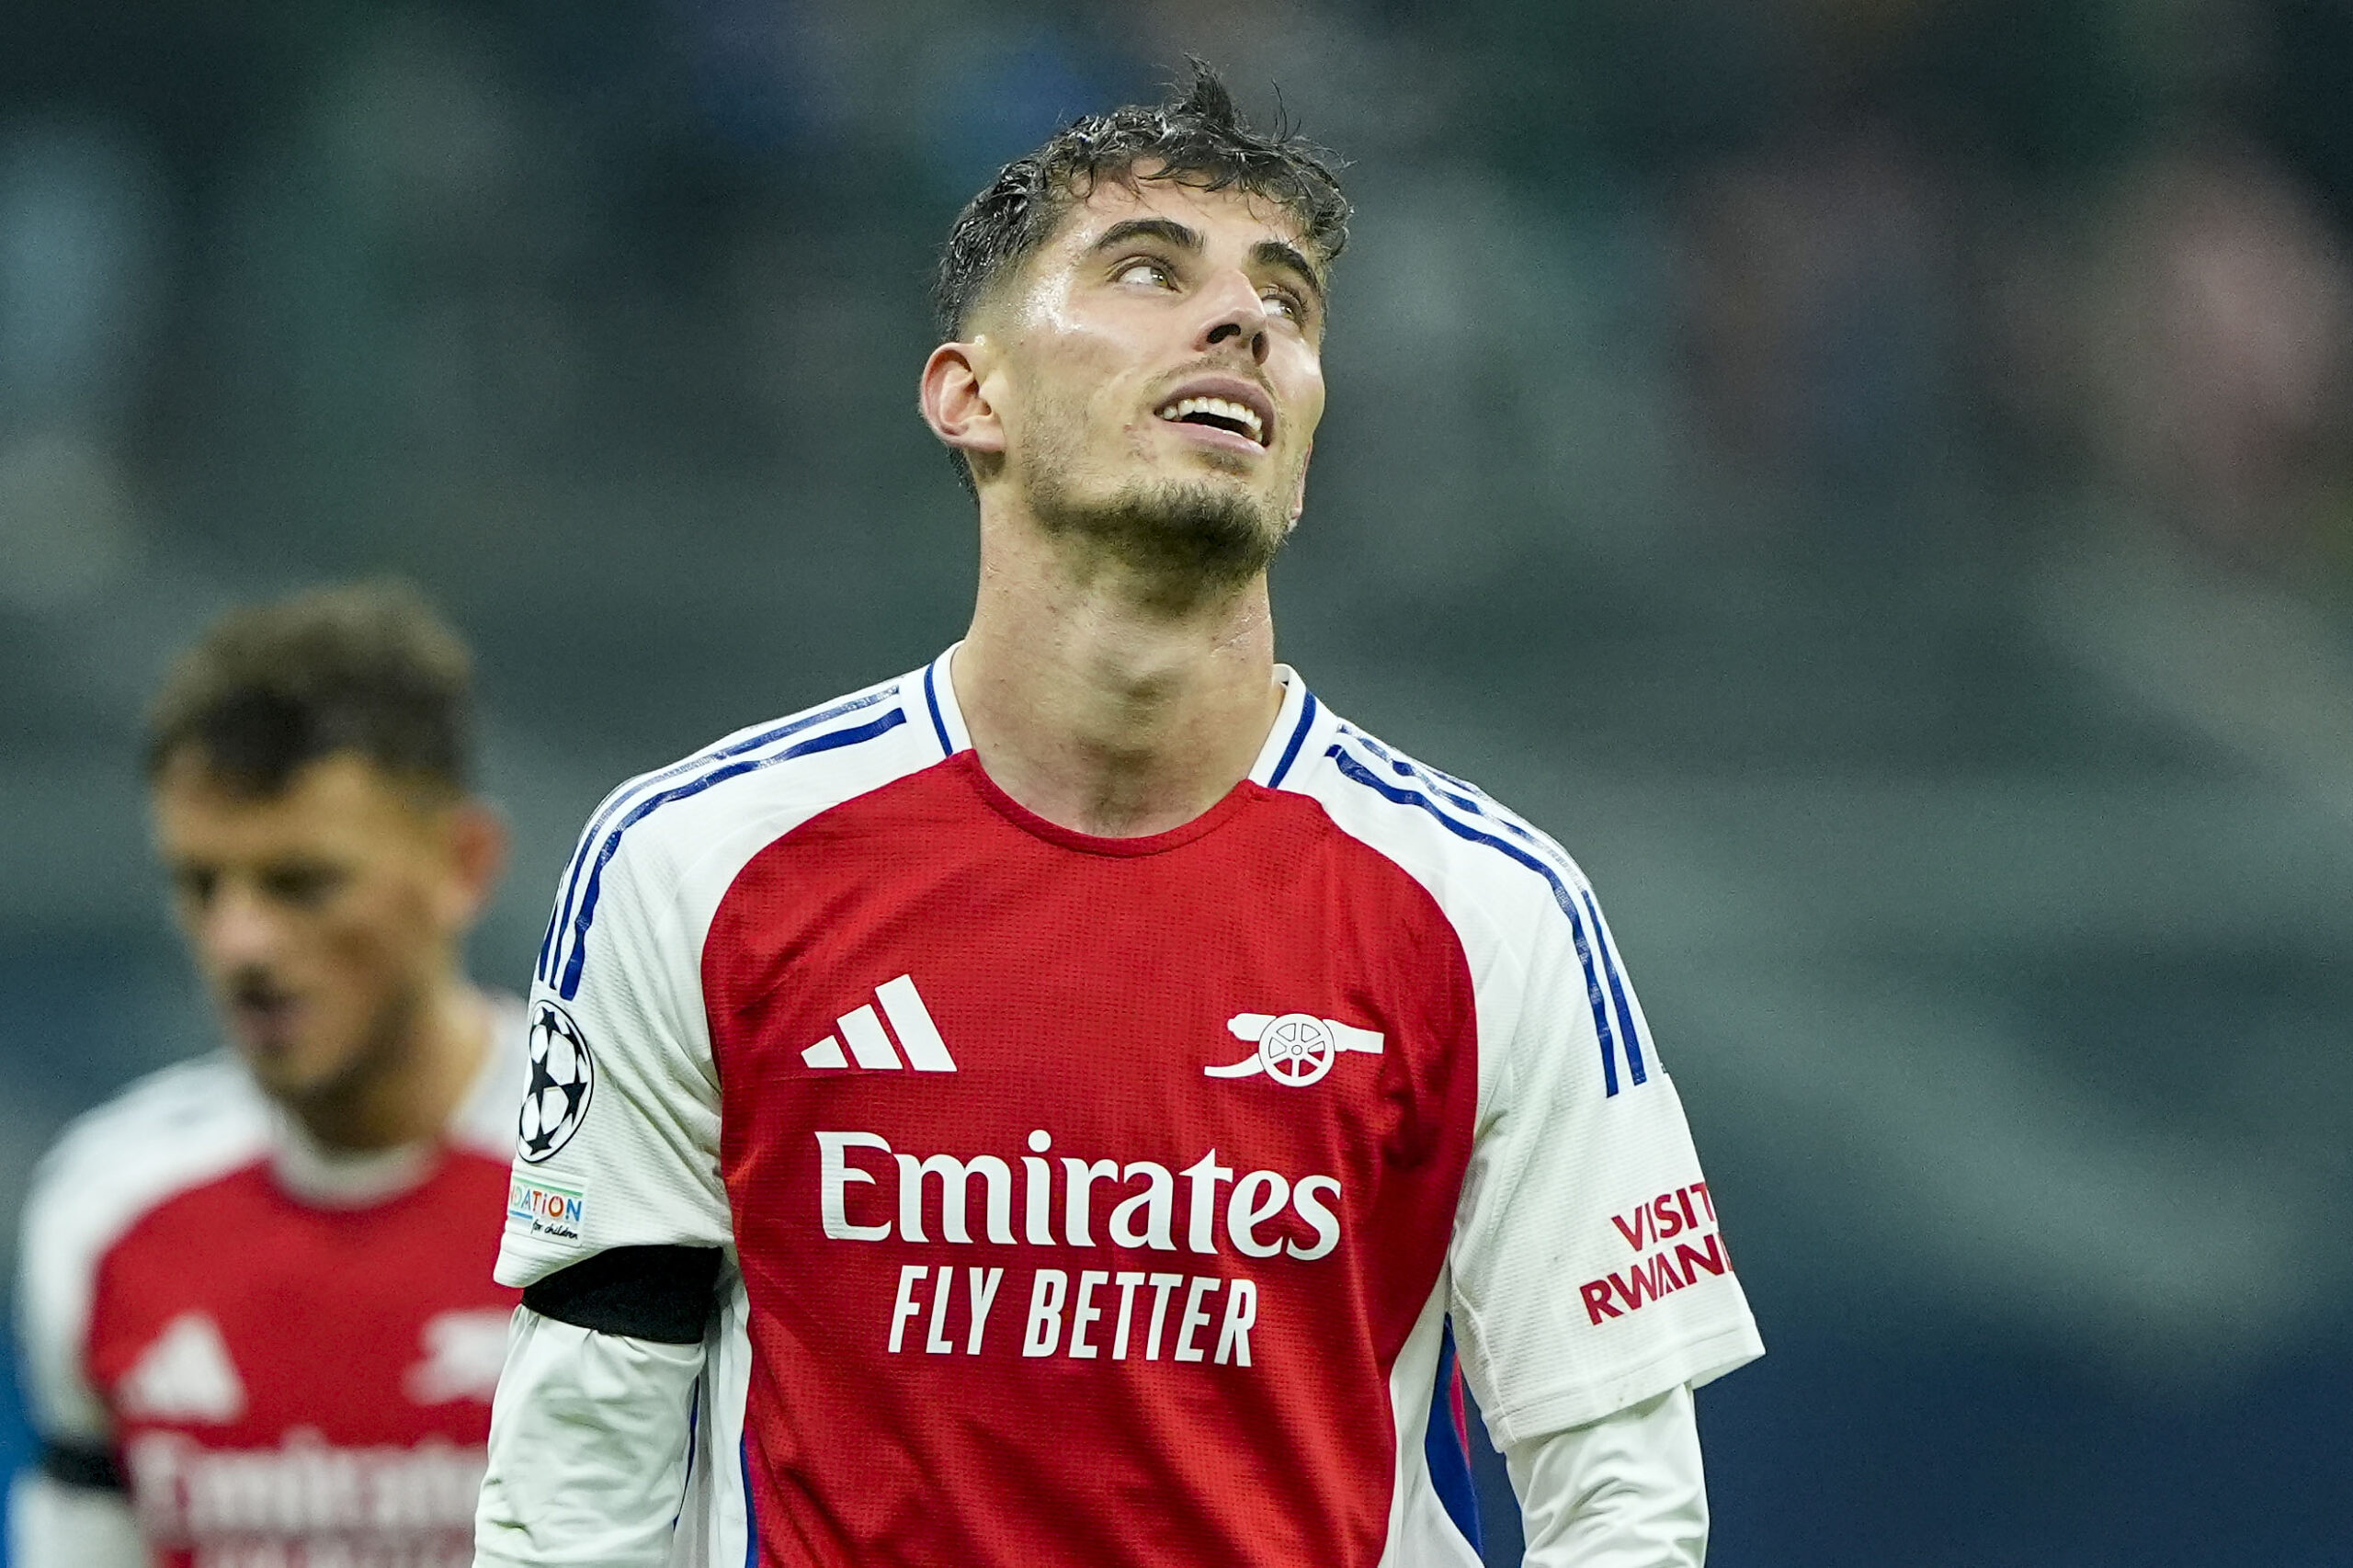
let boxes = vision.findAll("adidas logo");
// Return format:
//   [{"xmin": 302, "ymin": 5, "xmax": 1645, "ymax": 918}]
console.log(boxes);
[
  {"xmin": 118, "ymin": 1312, "xmax": 246, "ymax": 1424},
  {"xmin": 801, "ymin": 975, "xmax": 957, "ymax": 1073}
]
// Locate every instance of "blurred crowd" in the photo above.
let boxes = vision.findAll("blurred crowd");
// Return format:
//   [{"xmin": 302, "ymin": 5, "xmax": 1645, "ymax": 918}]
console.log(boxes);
[{"xmin": 3, "ymin": 0, "xmax": 2349, "ymax": 615}]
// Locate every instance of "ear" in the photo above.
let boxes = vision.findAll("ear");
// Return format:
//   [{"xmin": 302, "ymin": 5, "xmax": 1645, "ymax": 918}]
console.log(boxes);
[
  {"xmin": 920, "ymin": 339, "xmax": 1006, "ymax": 462},
  {"xmin": 438, "ymin": 800, "xmax": 509, "ymax": 930},
  {"xmin": 1288, "ymin": 441, "xmax": 1313, "ymax": 524}
]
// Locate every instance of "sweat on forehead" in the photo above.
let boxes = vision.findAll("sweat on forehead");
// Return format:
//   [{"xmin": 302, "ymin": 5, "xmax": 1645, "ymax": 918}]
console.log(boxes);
[{"xmin": 932, "ymin": 61, "xmax": 1349, "ymax": 340}]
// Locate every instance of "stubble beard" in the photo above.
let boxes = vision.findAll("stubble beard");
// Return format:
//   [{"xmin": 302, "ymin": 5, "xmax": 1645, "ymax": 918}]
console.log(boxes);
[
  {"xmin": 245, "ymin": 973, "xmax": 426, "ymax": 1137},
  {"xmin": 1024, "ymin": 441, "xmax": 1292, "ymax": 594}
]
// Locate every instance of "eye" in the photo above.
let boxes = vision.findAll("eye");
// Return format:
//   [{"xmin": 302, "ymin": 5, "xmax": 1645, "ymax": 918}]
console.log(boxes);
[
  {"xmin": 1261, "ymin": 286, "xmax": 1306, "ymax": 323},
  {"xmin": 1114, "ymin": 256, "xmax": 1176, "ymax": 290},
  {"xmin": 172, "ymin": 867, "xmax": 218, "ymax": 909},
  {"xmin": 260, "ymin": 863, "xmax": 346, "ymax": 910}
]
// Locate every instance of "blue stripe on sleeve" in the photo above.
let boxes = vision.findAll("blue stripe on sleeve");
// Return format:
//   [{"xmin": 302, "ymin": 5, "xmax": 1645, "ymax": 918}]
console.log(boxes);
[
  {"xmin": 1583, "ymin": 888, "xmax": 1648, "ymax": 1085},
  {"xmin": 538, "ymin": 688, "xmax": 895, "ymax": 985},
  {"xmin": 556, "ymin": 707, "xmax": 908, "ymax": 1000},
  {"xmin": 1327, "ymin": 744, "xmax": 1630, "ymax": 1096}
]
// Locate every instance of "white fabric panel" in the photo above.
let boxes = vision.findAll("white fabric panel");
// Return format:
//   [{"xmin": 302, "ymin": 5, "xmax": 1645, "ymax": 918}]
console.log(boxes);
[
  {"xmin": 1508, "ymin": 1384, "xmax": 1709, "ymax": 1568},
  {"xmin": 473, "ymin": 1306, "xmax": 703, "ymax": 1568},
  {"xmin": 7, "ymin": 1470, "xmax": 147, "ymax": 1568},
  {"xmin": 1281, "ymin": 718, "xmax": 1765, "ymax": 1445}
]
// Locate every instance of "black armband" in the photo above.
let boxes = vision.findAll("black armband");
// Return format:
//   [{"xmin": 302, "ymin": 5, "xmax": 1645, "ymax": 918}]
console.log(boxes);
[
  {"xmin": 40, "ymin": 1439, "xmax": 124, "ymax": 1492},
  {"xmin": 522, "ymin": 1244, "xmax": 722, "ymax": 1344}
]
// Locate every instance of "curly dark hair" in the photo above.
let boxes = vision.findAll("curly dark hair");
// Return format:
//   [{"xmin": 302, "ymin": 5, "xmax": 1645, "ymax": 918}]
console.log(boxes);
[
  {"xmin": 933, "ymin": 59, "xmax": 1351, "ymax": 342},
  {"xmin": 146, "ymin": 579, "xmax": 476, "ymax": 799}
]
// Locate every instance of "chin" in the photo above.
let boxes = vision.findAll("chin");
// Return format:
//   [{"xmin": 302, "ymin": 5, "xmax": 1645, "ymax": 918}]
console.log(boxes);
[
  {"xmin": 237, "ymin": 1048, "xmax": 312, "ymax": 1101},
  {"xmin": 1037, "ymin": 472, "xmax": 1290, "ymax": 585}
]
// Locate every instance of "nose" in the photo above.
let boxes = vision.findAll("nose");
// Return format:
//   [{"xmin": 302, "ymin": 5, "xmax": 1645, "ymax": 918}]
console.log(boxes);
[
  {"xmin": 200, "ymin": 883, "xmax": 283, "ymax": 971},
  {"xmin": 1199, "ymin": 269, "xmax": 1271, "ymax": 366}
]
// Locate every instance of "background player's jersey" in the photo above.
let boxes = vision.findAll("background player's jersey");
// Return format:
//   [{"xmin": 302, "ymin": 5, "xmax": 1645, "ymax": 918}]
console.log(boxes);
[
  {"xmin": 15, "ymin": 1001, "xmax": 529, "ymax": 1568},
  {"xmin": 502, "ymin": 649, "xmax": 1763, "ymax": 1568}
]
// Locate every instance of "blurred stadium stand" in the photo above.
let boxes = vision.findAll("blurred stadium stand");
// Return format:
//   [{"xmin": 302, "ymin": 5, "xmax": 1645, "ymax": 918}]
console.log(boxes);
[{"xmin": 3, "ymin": 2, "xmax": 2349, "ymax": 1563}]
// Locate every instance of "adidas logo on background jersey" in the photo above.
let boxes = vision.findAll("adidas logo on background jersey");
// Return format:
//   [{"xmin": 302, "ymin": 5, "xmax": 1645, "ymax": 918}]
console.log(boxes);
[
  {"xmin": 118, "ymin": 1312, "xmax": 246, "ymax": 1423},
  {"xmin": 405, "ymin": 1309, "xmax": 514, "ymax": 1404},
  {"xmin": 802, "ymin": 975, "xmax": 957, "ymax": 1072}
]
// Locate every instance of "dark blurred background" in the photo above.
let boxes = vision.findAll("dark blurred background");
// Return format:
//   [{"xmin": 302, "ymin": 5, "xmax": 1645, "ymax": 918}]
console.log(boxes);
[{"xmin": 4, "ymin": 2, "xmax": 2349, "ymax": 1563}]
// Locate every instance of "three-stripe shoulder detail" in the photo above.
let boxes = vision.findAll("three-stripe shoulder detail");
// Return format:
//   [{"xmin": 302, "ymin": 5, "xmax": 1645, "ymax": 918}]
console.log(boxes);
[
  {"xmin": 539, "ymin": 688, "xmax": 911, "ymax": 1001},
  {"xmin": 1313, "ymin": 731, "xmax": 1652, "ymax": 1098}
]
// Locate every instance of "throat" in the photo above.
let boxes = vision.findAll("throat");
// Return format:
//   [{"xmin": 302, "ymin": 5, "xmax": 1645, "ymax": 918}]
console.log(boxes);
[{"xmin": 951, "ymin": 601, "xmax": 1285, "ymax": 839}]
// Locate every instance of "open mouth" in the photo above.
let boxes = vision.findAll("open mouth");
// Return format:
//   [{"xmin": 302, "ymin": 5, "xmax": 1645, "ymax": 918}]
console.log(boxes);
[
  {"xmin": 227, "ymin": 976, "xmax": 302, "ymax": 1046},
  {"xmin": 1155, "ymin": 394, "xmax": 1268, "ymax": 447}
]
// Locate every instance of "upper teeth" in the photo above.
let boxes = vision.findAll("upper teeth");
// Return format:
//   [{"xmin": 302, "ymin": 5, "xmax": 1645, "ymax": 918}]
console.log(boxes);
[{"xmin": 1158, "ymin": 396, "xmax": 1264, "ymax": 443}]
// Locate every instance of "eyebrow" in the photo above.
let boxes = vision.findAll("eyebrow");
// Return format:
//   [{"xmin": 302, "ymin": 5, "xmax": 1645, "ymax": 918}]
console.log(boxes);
[
  {"xmin": 1091, "ymin": 217, "xmax": 1203, "ymax": 256},
  {"xmin": 1090, "ymin": 218, "xmax": 1326, "ymax": 310},
  {"xmin": 1251, "ymin": 238, "xmax": 1326, "ymax": 308}
]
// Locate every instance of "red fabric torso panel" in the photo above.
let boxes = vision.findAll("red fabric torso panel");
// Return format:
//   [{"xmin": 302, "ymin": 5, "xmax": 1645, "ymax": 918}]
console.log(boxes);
[
  {"xmin": 703, "ymin": 752, "xmax": 1481, "ymax": 1568},
  {"xmin": 85, "ymin": 1151, "xmax": 518, "ymax": 1568}
]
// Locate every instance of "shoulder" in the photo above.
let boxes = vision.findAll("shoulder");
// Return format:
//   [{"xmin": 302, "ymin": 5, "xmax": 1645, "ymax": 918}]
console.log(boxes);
[
  {"xmin": 24, "ymin": 1055, "xmax": 273, "ymax": 1256},
  {"xmin": 17, "ymin": 1056, "xmax": 271, "ymax": 1435},
  {"xmin": 1275, "ymin": 689, "xmax": 1666, "ymax": 1104},
  {"xmin": 1274, "ymin": 697, "xmax": 1600, "ymax": 951},
  {"xmin": 535, "ymin": 664, "xmax": 956, "ymax": 999}
]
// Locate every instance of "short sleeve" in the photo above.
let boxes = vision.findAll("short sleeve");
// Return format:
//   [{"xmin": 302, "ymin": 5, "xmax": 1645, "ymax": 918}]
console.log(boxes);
[
  {"xmin": 496, "ymin": 811, "xmax": 734, "ymax": 1289},
  {"xmin": 16, "ymin": 1167, "xmax": 111, "ymax": 1450},
  {"xmin": 1447, "ymin": 879, "xmax": 1763, "ymax": 1446}
]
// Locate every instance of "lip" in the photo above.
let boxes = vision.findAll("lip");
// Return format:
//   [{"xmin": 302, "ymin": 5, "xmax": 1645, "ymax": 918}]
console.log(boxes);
[
  {"xmin": 1153, "ymin": 374, "xmax": 1278, "ymax": 451},
  {"xmin": 227, "ymin": 990, "xmax": 303, "ymax": 1051}
]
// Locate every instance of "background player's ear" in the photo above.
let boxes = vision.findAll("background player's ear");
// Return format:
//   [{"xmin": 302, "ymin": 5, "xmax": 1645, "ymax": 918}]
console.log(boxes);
[
  {"xmin": 438, "ymin": 800, "xmax": 509, "ymax": 929},
  {"xmin": 920, "ymin": 340, "xmax": 1006, "ymax": 462}
]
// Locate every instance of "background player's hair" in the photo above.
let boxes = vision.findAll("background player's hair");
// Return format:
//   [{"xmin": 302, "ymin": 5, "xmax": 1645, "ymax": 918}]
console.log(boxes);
[
  {"xmin": 933, "ymin": 58, "xmax": 1352, "ymax": 343},
  {"xmin": 145, "ymin": 579, "xmax": 476, "ymax": 799}
]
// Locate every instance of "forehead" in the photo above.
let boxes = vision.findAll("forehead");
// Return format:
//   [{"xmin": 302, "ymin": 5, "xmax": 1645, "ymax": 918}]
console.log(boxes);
[
  {"xmin": 1041, "ymin": 175, "xmax": 1315, "ymax": 265},
  {"xmin": 153, "ymin": 751, "xmax": 434, "ymax": 853}
]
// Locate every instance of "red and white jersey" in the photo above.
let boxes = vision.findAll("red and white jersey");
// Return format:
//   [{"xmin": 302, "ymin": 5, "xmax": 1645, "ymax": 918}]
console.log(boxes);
[
  {"xmin": 15, "ymin": 1003, "xmax": 529, "ymax": 1568},
  {"xmin": 502, "ymin": 648, "xmax": 1762, "ymax": 1568}
]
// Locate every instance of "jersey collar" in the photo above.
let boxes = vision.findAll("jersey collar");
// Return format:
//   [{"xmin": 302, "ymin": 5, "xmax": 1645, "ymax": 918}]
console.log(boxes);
[
  {"xmin": 924, "ymin": 644, "xmax": 1317, "ymax": 789},
  {"xmin": 1247, "ymin": 664, "xmax": 1319, "ymax": 790},
  {"xmin": 920, "ymin": 644, "xmax": 972, "ymax": 758}
]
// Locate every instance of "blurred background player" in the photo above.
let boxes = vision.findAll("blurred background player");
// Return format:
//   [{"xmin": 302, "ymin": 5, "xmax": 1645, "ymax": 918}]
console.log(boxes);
[
  {"xmin": 475, "ymin": 66, "xmax": 1758, "ymax": 1568},
  {"xmin": 10, "ymin": 581, "xmax": 525, "ymax": 1568}
]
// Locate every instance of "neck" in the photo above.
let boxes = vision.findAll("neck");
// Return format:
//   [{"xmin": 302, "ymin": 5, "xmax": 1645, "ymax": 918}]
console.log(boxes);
[
  {"xmin": 956, "ymin": 501, "xmax": 1284, "ymax": 837},
  {"xmin": 289, "ymin": 971, "xmax": 491, "ymax": 1153}
]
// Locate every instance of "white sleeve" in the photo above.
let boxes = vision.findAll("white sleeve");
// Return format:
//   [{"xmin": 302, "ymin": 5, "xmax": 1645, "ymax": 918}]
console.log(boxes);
[
  {"xmin": 1506, "ymin": 1384, "xmax": 1708, "ymax": 1568},
  {"xmin": 14, "ymin": 1116, "xmax": 146, "ymax": 1568},
  {"xmin": 1449, "ymin": 874, "xmax": 1763, "ymax": 1445},
  {"xmin": 474, "ymin": 1307, "xmax": 703, "ymax": 1568},
  {"xmin": 17, "ymin": 1142, "xmax": 117, "ymax": 1456},
  {"xmin": 498, "ymin": 800, "xmax": 733, "ymax": 1289},
  {"xmin": 8, "ymin": 1471, "xmax": 147, "ymax": 1568}
]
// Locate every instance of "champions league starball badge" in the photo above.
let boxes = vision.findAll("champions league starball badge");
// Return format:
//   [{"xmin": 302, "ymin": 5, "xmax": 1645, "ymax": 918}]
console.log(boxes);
[{"xmin": 518, "ymin": 1000, "xmax": 595, "ymax": 1164}]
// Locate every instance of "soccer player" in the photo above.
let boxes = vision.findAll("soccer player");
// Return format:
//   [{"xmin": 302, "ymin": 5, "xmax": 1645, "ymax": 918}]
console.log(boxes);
[
  {"xmin": 12, "ymin": 582, "xmax": 529, "ymax": 1568},
  {"xmin": 477, "ymin": 65, "xmax": 1763, "ymax": 1568}
]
